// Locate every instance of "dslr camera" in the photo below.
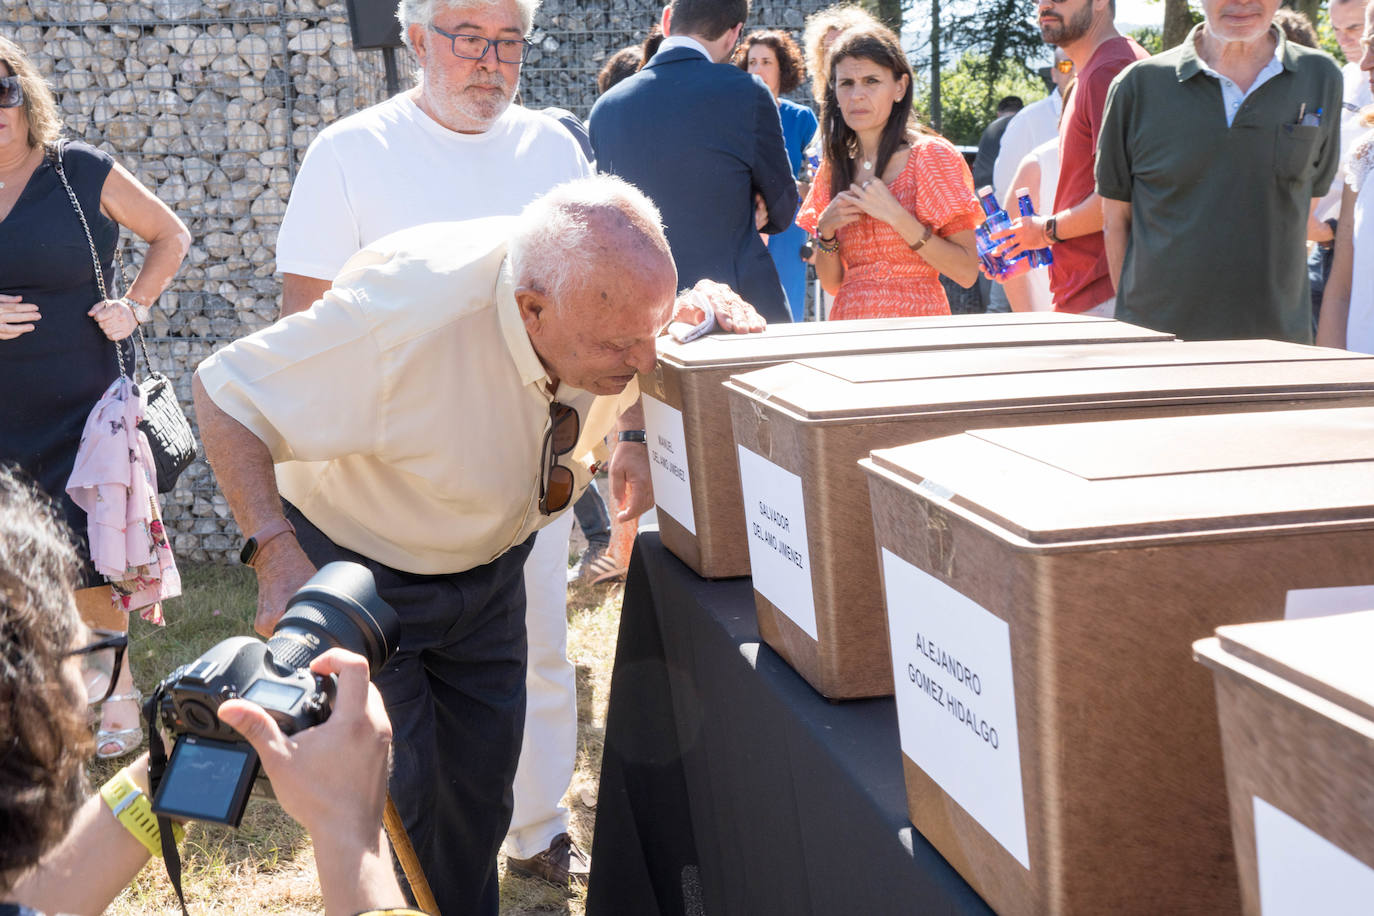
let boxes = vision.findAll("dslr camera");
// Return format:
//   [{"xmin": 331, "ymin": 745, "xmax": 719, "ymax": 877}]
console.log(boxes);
[{"xmin": 147, "ymin": 562, "xmax": 400, "ymax": 826}]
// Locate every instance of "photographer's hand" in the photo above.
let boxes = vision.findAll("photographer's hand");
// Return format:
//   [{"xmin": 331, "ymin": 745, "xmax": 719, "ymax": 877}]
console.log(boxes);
[{"xmin": 218, "ymin": 649, "xmax": 404, "ymax": 916}]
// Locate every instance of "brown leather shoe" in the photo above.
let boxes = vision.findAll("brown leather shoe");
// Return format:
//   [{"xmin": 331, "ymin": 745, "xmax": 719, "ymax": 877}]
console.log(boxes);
[{"xmin": 507, "ymin": 832, "xmax": 590, "ymax": 888}]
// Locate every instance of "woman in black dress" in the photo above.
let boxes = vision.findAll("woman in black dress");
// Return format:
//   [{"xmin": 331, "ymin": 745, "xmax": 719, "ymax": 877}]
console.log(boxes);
[{"xmin": 0, "ymin": 37, "xmax": 190, "ymax": 758}]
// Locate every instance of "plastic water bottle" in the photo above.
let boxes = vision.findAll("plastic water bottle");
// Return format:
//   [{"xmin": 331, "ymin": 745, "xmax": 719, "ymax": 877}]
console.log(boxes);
[
  {"xmin": 977, "ymin": 186, "xmax": 1028, "ymax": 279},
  {"xmin": 974, "ymin": 186, "xmax": 1009, "ymax": 276},
  {"xmin": 1015, "ymin": 188, "xmax": 1053, "ymax": 269}
]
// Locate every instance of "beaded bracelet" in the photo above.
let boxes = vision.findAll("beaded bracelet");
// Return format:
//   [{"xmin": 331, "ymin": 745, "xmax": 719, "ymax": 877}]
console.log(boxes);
[{"xmin": 815, "ymin": 233, "xmax": 840, "ymax": 254}]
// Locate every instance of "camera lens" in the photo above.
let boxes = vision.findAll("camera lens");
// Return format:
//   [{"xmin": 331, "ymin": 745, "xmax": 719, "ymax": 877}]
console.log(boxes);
[{"xmin": 266, "ymin": 562, "xmax": 400, "ymax": 674}]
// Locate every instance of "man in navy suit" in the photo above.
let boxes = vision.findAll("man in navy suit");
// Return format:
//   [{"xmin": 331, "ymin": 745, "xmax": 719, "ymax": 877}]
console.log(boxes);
[{"xmin": 589, "ymin": 0, "xmax": 801, "ymax": 323}]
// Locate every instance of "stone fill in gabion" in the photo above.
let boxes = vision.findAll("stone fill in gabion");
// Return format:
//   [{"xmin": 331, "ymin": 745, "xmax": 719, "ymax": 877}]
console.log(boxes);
[{"xmin": 17, "ymin": 0, "xmax": 826, "ymax": 562}]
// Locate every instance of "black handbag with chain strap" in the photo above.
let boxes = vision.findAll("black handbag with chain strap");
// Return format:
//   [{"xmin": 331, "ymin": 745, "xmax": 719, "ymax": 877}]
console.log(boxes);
[{"xmin": 52, "ymin": 140, "xmax": 196, "ymax": 493}]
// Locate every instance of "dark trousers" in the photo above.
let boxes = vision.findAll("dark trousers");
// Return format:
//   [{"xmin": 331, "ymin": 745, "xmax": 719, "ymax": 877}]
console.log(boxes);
[
  {"xmin": 573, "ymin": 484, "xmax": 611, "ymax": 548},
  {"xmin": 286, "ymin": 502, "xmax": 534, "ymax": 916}
]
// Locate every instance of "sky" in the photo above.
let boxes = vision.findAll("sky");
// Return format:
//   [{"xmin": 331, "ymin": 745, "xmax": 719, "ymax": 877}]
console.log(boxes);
[{"xmin": 1117, "ymin": 0, "xmax": 1167, "ymax": 30}]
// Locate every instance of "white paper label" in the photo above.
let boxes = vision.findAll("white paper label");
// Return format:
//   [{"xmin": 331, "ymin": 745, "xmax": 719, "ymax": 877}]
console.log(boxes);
[
  {"xmin": 1283, "ymin": 585, "xmax": 1374, "ymax": 621},
  {"xmin": 881, "ymin": 548, "xmax": 1030, "ymax": 869},
  {"xmin": 1255, "ymin": 797, "xmax": 1374, "ymax": 915},
  {"xmin": 642, "ymin": 395, "xmax": 696, "ymax": 534},
  {"xmin": 736, "ymin": 445, "xmax": 817, "ymax": 639}
]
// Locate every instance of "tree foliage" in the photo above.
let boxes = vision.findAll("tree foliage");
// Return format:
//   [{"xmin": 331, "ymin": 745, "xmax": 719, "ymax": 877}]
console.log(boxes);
[
  {"xmin": 902, "ymin": 0, "xmax": 1044, "ymax": 131},
  {"xmin": 917, "ymin": 53, "xmax": 1048, "ymax": 147}
]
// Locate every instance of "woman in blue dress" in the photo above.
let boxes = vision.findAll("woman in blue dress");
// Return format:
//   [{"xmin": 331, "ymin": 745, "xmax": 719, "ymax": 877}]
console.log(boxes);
[{"xmin": 736, "ymin": 30, "xmax": 817, "ymax": 322}]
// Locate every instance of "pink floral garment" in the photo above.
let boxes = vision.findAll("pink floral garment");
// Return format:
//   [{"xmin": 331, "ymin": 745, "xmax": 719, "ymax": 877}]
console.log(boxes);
[{"xmin": 67, "ymin": 376, "xmax": 181, "ymax": 623}]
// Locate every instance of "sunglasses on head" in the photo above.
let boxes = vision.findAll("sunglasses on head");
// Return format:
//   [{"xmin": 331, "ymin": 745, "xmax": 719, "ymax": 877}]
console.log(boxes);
[
  {"xmin": 0, "ymin": 75, "xmax": 23, "ymax": 109},
  {"xmin": 1054, "ymin": 59, "xmax": 1074, "ymax": 74},
  {"xmin": 539, "ymin": 401, "xmax": 580, "ymax": 516}
]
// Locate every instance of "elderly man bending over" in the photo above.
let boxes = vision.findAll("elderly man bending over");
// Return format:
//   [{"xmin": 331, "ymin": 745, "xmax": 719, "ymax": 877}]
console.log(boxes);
[{"xmin": 192, "ymin": 175, "xmax": 761, "ymax": 916}]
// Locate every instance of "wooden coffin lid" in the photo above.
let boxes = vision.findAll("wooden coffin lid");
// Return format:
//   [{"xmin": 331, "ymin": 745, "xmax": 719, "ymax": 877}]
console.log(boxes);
[
  {"xmin": 725, "ymin": 339, "xmax": 1374, "ymax": 422},
  {"xmin": 863, "ymin": 406, "xmax": 1374, "ymax": 547},
  {"xmin": 653, "ymin": 313, "xmax": 1171, "ymax": 371},
  {"xmin": 1195, "ymin": 612, "xmax": 1374, "ymax": 724}
]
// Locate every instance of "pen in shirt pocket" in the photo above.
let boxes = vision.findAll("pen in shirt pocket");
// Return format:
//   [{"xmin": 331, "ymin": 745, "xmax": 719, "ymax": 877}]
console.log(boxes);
[{"xmin": 1300, "ymin": 107, "xmax": 1322, "ymax": 127}]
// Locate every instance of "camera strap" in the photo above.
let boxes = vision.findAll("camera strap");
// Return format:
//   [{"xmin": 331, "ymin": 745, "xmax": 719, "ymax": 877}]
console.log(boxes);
[{"xmin": 144, "ymin": 691, "xmax": 192, "ymax": 916}]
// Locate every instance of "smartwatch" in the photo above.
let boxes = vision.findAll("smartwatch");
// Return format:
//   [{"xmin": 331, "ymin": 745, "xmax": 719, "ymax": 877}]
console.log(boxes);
[
  {"xmin": 100, "ymin": 766, "xmax": 184, "ymax": 858},
  {"xmin": 240, "ymin": 517, "xmax": 297, "ymax": 567},
  {"xmin": 617, "ymin": 429, "xmax": 647, "ymax": 444},
  {"xmin": 1045, "ymin": 215, "xmax": 1062, "ymax": 245}
]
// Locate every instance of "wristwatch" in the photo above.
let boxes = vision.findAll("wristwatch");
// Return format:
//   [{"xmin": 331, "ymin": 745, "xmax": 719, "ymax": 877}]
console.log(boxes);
[
  {"xmin": 120, "ymin": 293, "xmax": 152, "ymax": 324},
  {"xmin": 617, "ymin": 429, "xmax": 647, "ymax": 444},
  {"xmin": 908, "ymin": 223, "xmax": 934, "ymax": 252},
  {"xmin": 100, "ymin": 766, "xmax": 184, "ymax": 858},
  {"xmin": 240, "ymin": 518, "xmax": 297, "ymax": 567},
  {"xmin": 1045, "ymin": 214, "xmax": 1062, "ymax": 245}
]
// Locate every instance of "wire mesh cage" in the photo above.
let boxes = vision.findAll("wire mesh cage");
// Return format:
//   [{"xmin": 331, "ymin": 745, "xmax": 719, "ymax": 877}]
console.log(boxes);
[{"xmin": 12, "ymin": 0, "xmax": 824, "ymax": 561}]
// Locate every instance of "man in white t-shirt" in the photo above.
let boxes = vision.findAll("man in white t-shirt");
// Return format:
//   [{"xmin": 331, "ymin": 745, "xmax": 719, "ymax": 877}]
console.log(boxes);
[
  {"xmin": 1313, "ymin": 0, "xmax": 1372, "ymax": 228},
  {"xmin": 1311, "ymin": 0, "xmax": 1373, "ymax": 318},
  {"xmin": 992, "ymin": 48, "xmax": 1073, "ymax": 205},
  {"xmin": 274, "ymin": 0, "xmax": 597, "ymax": 892},
  {"xmin": 987, "ymin": 49, "xmax": 1073, "ymax": 313}
]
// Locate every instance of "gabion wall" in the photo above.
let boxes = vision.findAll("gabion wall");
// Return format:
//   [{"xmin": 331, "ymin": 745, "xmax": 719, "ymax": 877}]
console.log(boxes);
[
  {"xmin": 523, "ymin": 1, "xmax": 818, "ymax": 116},
  {"xmin": 16, "ymin": 0, "xmax": 826, "ymax": 563}
]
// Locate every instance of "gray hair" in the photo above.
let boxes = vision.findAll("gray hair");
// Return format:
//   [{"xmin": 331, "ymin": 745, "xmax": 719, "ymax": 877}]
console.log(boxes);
[
  {"xmin": 509, "ymin": 175, "xmax": 670, "ymax": 308},
  {"xmin": 397, "ymin": 0, "xmax": 542, "ymax": 51}
]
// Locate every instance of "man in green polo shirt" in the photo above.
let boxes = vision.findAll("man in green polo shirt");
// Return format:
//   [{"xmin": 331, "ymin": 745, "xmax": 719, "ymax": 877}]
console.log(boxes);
[{"xmin": 1096, "ymin": 0, "xmax": 1341, "ymax": 343}]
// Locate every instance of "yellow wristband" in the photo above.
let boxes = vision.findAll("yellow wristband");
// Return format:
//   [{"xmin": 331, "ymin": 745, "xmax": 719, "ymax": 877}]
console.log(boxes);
[{"xmin": 99, "ymin": 765, "xmax": 185, "ymax": 858}]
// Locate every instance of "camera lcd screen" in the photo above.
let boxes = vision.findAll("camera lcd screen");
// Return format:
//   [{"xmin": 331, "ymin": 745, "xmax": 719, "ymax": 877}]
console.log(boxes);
[
  {"xmin": 244, "ymin": 679, "xmax": 305, "ymax": 711},
  {"xmin": 152, "ymin": 735, "xmax": 258, "ymax": 826}
]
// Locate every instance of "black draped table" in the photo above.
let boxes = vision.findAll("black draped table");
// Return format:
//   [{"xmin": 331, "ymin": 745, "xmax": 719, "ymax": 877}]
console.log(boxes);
[{"xmin": 587, "ymin": 531, "xmax": 994, "ymax": 916}]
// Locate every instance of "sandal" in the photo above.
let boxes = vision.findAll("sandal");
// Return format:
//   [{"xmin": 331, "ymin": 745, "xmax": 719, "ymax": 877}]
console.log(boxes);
[
  {"xmin": 96, "ymin": 688, "xmax": 144, "ymax": 760},
  {"xmin": 582, "ymin": 550, "xmax": 628, "ymax": 585}
]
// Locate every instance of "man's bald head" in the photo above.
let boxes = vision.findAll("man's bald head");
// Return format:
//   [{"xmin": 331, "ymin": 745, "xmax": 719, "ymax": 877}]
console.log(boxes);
[
  {"xmin": 511, "ymin": 176, "xmax": 678, "ymax": 394},
  {"xmin": 510, "ymin": 174, "xmax": 675, "ymax": 309}
]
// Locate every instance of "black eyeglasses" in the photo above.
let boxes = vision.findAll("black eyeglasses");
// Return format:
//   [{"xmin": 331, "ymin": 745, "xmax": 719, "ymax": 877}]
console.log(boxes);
[
  {"xmin": 428, "ymin": 25, "xmax": 533, "ymax": 64},
  {"xmin": 539, "ymin": 401, "xmax": 579, "ymax": 515},
  {"xmin": 0, "ymin": 76, "xmax": 24, "ymax": 109},
  {"xmin": 65, "ymin": 629, "xmax": 128, "ymax": 705}
]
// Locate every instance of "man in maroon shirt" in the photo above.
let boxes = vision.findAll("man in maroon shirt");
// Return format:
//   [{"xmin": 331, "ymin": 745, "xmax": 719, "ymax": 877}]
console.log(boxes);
[{"xmin": 991, "ymin": 0, "xmax": 1148, "ymax": 315}]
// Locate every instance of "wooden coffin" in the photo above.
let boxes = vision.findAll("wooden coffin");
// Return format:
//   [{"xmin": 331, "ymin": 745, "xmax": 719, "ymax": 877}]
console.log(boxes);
[
  {"xmin": 857, "ymin": 405, "xmax": 1374, "ymax": 916},
  {"xmin": 641, "ymin": 313, "xmax": 1171, "ymax": 578},
  {"xmin": 727, "ymin": 338, "xmax": 1374, "ymax": 699},
  {"xmin": 1195, "ymin": 611, "xmax": 1374, "ymax": 916}
]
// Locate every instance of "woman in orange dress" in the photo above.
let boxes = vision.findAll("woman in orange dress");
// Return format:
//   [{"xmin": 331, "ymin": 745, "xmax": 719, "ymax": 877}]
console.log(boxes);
[{"xmin": 798, "ymin": 27, "xmax": 980, "ymax": 320}]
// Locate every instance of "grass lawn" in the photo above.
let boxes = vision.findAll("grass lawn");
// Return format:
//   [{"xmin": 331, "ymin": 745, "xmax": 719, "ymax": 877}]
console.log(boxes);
[{"xmin": 99, "ymin": 559, "xmax": 623, "ymax": 916}]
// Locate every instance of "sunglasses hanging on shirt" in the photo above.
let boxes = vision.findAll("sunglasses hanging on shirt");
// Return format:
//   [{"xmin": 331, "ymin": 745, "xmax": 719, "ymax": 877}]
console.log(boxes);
[{"xmin": 538, "ymin": 401, "xmax": 580, "ymax": 515}]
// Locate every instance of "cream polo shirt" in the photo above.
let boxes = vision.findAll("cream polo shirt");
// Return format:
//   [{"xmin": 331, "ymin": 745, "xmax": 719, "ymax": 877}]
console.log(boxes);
[{"xmin": 197, "ymin": 217, "xmax": 638, "ymax": 575}]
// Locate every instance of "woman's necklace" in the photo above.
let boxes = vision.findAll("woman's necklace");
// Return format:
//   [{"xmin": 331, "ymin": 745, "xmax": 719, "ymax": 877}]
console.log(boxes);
[{"xmin": 0, "ymin": 146, "xmax": 40, "ymax": 190}]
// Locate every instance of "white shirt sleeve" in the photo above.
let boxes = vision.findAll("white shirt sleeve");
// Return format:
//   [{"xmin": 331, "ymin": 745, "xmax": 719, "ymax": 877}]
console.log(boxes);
[
  {"xmin": 275, "ymin": 134, "xmax": 364, "ymax": 282},
  {"xmin": 993, "ymin": 109, "xmax": 1041, "ymax": 206},
  {"xmin": 195, "ymin": 286, "xmax": 386, "ymax": 463}
]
